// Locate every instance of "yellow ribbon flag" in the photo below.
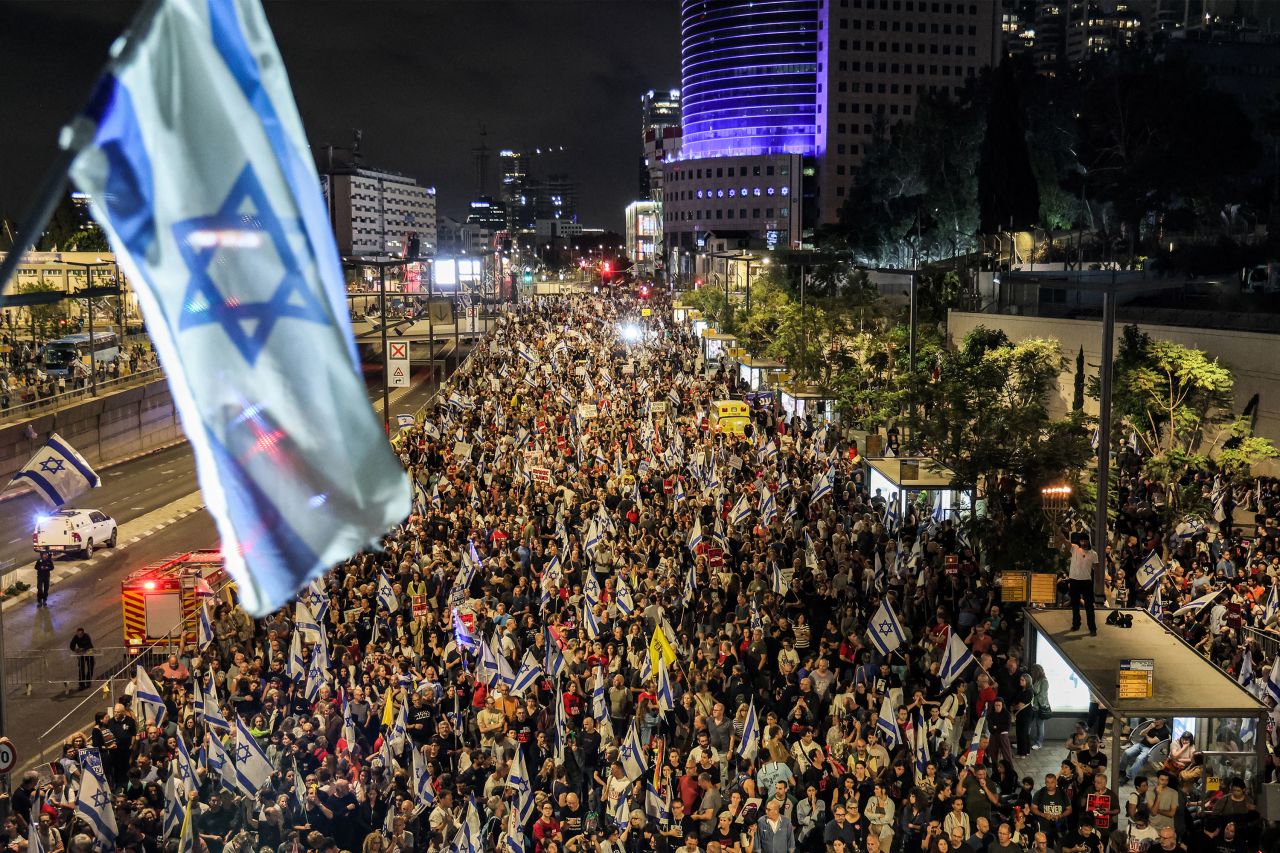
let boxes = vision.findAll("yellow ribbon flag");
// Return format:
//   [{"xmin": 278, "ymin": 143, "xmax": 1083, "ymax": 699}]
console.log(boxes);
[
  {"xmin": 381, "ymin": 687, "xmax": 396, "ymax": 729},
  {"xmin": 649, "ymin": 623, "xmax": 676, "ymax": 675}
]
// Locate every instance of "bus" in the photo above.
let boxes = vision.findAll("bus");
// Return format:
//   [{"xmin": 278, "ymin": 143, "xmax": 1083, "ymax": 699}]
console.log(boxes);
[{"xmin": 40, "ymin": 330, "xmax": 120, "ymax": 377}]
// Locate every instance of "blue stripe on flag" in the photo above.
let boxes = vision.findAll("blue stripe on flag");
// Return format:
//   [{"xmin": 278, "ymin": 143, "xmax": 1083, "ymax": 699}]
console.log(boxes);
[
  {"xmin": 82, "ymin": 74, "xmax": 157, "ymax": 255},
  {"xmin": 205, "ymin": 0, "xmax": 352, "ymax": 362},
  {"xmin": 46, "ymin": 435, "xmax": 100, "ymax": 487},
  {"xmin": 12, "ymin": 470, "xmax": 63, "ymax": 505}
]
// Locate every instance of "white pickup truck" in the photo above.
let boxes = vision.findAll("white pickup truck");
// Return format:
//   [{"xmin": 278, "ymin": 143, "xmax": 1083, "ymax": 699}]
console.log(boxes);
[{"xmin": 33, "ymin": 509, "xmax": 118, "ymax": 557}]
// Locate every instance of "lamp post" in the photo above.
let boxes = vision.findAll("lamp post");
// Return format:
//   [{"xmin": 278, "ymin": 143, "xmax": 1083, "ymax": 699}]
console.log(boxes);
[{"xmin": 344, "ymin": 256, "xmax": 406, "ymax": 434}]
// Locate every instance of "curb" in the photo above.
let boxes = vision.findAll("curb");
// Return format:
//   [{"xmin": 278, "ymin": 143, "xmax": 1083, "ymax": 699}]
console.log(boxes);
[{"xmin": 0, "ymin": 502, "xmax": 206, "ymax": 610}]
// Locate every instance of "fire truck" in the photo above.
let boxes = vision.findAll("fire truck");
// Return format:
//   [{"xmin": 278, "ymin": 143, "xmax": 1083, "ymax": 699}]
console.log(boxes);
[{"xmin": 121, "ymin": 551, "xmax": 227, "ymax": 648}]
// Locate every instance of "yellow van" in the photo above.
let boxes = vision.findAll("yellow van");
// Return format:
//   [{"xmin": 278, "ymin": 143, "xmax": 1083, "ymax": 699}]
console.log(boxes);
[{"xmin": 710, "ymin": 400, "xmax": 751, "ymax": 436}]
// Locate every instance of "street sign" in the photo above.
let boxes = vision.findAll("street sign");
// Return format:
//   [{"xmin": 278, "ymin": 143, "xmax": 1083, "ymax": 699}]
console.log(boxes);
[
  {"xmin": 0, "ymin": 737, "xmax": 17, "ymax": 773},
  {"xmin": 1117, "ymin": 659, "xmax": 1155, "ymax": 700},
  {"xmin": 387, "ymin": 340, "xmax": 410, "ymax": 388}
]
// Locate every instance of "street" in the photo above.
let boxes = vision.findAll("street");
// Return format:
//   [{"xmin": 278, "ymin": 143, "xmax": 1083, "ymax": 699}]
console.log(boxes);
[{"xmin": 1, "ymin": 363, "xmax": 451, "ymax": 773}]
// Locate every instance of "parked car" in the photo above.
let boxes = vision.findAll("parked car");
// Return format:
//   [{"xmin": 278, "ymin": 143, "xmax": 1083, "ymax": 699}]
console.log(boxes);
[{"xmin": 33, "ymin": 508, "xmax": 117, "ymax": 557}]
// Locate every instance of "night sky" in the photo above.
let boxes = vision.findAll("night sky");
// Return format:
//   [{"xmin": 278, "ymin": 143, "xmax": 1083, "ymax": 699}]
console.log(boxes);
[{"xmin": 0, "ymin": 1, "xmax": 680, "ymax": 232}]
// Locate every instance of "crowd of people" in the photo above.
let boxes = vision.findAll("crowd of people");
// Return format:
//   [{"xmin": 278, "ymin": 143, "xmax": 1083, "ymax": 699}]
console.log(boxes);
[{"xmin": 9, "ymin": 292, "xmax": 1280, "ymax": 853}]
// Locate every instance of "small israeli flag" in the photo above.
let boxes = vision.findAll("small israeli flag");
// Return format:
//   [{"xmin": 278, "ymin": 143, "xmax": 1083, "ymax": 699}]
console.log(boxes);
[
  {"xmin": 506, "ymin": 743, "xmax": 534, "ymax": 827},
  {"xmin": 618, "ymin": 722, "xmax": 647, "ymax": 781},
  {"xmin": 135, "ymin": 664, "xmax": 167, "ymax": 727},
  {"xmin": 76, "ymin": 751, "xmax": 119, "ymax": 846},
  {"xmin": 592, "ymin": 666, "xmax": 608, "ymax": 722},
  {"xmin": 1263, "ymin": 583, "xmax": 1279, "ymax": 627},
  {"xmin": 876, "ymin": 695, "xmax": 902, "ymax": 748},
  {"xmin": 939, "ymin": 631, "xmax": 974, "ymax": 688},
  {"xmin": 730, "ymin": 493, "xmax": 752, "ymax": 527},
  {"xmin": 511, "ymin": 650, "xmax": 542, "ymax": 696},
  {"xmin": 376, "ymin": 574, "xmax": 400, "ymax": 613},
  {"xmin": 12, "ymin": 433, "xmax": 100, "ymax": 506},
  {"xmin": 65, "ymin": 0, "xmax": 410, "ymax": 615},
  {"xmin": 1147, "ymin": 583, "xmax": 1164, "ymax": 620},
  {"xmin": 616, "ymin": 574, "xmax": 635, "ymax": 616},
  {"xmin": 1135, "ymin": 551, "xmax": 1166, "ymax": 591},
  {"xmin": 197, "ymin": 602, "xmax": 214, "ymax": 652},
  {"xmin": 867, "ymin": 599, "xmax": 906, "ymax": 656},
  {"xmin": 656, "ymin": 657, "xmax": 675, "ymax": 715},
  {"xmin": 232, "ymin": 716, "xmax": 273, "ymax": 796}
]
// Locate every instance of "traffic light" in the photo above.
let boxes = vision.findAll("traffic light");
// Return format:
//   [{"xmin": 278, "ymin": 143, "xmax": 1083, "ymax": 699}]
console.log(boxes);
[{"xmin": 602, "ymin": 261, "xmax": 612, "ymax": 274}]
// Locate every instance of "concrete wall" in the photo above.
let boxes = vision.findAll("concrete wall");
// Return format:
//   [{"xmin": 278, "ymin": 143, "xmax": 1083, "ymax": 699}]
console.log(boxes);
[
  {"xmin": 0, "ymin": 379, "xmax": 180, "ymax": 483},
  {"xmin": 947, "ymin": 311, "xmax": 1280, "ymax": 475}
]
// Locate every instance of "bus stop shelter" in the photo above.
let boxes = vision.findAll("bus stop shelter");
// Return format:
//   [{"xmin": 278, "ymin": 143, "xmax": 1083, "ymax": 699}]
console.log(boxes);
[
  {"xmin": 864, "ymin": 456, "xmax": 960, "ymax": 519},
  {"xmin": 1024, "ymin": 608, "xmax": 1270, "ymax": 802},
  {"xmin": 735, "ymin": 356, "xmax": 787, "ymax": 391}
]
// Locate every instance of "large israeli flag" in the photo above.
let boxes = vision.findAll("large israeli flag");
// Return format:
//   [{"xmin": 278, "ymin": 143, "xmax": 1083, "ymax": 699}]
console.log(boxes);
[
  {"xmin": 65, "ymin": 0, "xmax": 409, "ymax": 615},
  {"xmin": 12, "ymin": 433, "xmax": 100, "ymax": 506},
  {"xmin": 867, "ymin": 599, "xmax": 906, "ymax": 656}
]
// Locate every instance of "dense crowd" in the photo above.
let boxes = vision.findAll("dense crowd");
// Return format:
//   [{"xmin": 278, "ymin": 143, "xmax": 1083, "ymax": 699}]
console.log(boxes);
[{"xmin": 10, "ymin": 293, "xmax": 1280, "ymax": 853}]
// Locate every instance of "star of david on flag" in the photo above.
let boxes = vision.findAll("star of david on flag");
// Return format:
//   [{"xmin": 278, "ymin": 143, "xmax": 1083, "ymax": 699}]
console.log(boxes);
[
  {"xmin": 867, "ymin": 599, "xmax": 906, "ymax": 656},
  {"xmin": 11, "ymin": 433, "xmax": 100, "ymax": 506},
  {"xmin": 63, "ymin": 0, "xmax": 409, "ymax": 615}
]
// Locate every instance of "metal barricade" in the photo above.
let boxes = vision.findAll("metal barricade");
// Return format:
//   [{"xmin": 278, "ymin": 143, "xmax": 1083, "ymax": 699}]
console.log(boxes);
[{"xmin": 1244, "ymin": 626, "xmax": 1280, "ymax": 661}]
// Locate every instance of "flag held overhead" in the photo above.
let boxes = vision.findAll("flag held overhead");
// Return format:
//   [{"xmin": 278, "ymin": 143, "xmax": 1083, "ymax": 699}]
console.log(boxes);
[{"xmin": 64, "ymin": 0, "xmax": 410, "ymax": 615}]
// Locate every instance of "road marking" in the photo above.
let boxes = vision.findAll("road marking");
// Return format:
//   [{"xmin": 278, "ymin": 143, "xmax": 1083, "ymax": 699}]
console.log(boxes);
[
  {"xmin": 131, "ymin": 506, "xmax": 143, "ymax": 510},
  {"xmin": 161, "ymin": 469, "xmax": 175, "ymax": 474},
  {"xmin": 1, "ymin": 490, "xmax": 206, "ymax": 612},
  {"xmin": 7, "ymin": 538, "xmax": 20, "ymax": 544}
]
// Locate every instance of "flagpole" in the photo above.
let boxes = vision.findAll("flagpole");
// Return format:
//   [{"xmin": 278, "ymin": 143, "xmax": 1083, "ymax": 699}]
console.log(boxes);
[{"xmin": 0, "ymin": 0, "xmax": 165, "ymax": 296}]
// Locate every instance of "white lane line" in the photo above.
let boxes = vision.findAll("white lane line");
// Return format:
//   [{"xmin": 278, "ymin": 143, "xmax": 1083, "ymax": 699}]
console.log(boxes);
[{"xmin": 7, "ymin": 537, "xmax": 20, "ymax": 544}]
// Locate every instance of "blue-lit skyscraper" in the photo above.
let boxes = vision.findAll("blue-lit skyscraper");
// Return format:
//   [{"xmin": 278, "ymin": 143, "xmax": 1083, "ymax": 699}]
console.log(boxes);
[{"xmin": 680, "ymin": 0, "xmax": 820, "ymax": 159}]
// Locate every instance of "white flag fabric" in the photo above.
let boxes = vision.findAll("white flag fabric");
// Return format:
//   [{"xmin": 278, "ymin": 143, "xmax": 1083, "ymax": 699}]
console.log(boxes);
[
  {"xmin": 619, "ymin": 722, "xmax": 647, "ymax": 781},
  {"xmin": 12, "ymin": 433, "xmax": 100, "ymax": 506},
  {"xmin": 867, "ymin": 599, "xmax": 906, "ymax": 656},
  {"xmin": 76, "ymin": 753, "xmax": 119, "ymax": 846},
  {"xmin": 134, "ymin": 664, "xmax": 167, "ymax": 727},
  {"xmin": 505, "ymin": 741, "xmax": 534, "ymax": 827},
  {"xmin": 233, "ymin": 716, "xmax": 274, "ymax": 795},
  {"xmin": 66, "ymin": 0, "xmax": 410, "ymax": 615},
  {"xmin": 939, "ymin": 632, "xmax": 974, "ymax": 688},
  {"xmin": 1135, "ymin": 551, "xmax": 1166, "ymax": 591}
]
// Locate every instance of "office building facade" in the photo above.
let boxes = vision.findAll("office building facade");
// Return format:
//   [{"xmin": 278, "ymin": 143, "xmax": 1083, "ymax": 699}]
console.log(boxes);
[
  {"xmin": 665, "ymin": 0, "xmax": 1001, "ymax": 275},
  {"xmin": 324, "ymin": 168, "xmax": 436, "ymax": 258}
]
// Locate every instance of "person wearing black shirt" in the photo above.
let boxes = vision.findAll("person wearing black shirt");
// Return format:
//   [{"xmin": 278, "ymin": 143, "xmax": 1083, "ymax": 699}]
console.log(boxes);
[
  {"xmin": 559, "ymin": 792, "xmax": 586, "ymax": 838},
  {"xmin": 1121, "ymin": 718, "xmax": 1171, "ymax": 784},
  {"xmin": 1058, "ymin": 815, "xmax": 1104, "ymax": 853}
]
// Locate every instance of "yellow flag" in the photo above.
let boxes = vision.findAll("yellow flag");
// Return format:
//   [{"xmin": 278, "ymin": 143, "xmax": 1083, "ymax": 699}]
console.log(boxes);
[
  {"xmin": 381, "ymin": 687, "xmax": 395, "ymax": 728},
  {"xmin": 649, "ymin": 623, "xmax": 676, "ymax": 675}
]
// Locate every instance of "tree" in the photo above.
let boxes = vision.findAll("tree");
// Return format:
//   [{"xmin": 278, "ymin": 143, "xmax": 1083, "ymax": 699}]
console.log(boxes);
[
  {"xmin": 917, "ymin": 327, "xmax": 1092, "ymax": 572},
  {"xmin": 834, "ymin": 92, "xmax": 984, "ymax": 265},
  {"xmin": 1094, "ymin": 325, "xmax": 1278, "ymax": 503},
  {"xmin": 1073, "ymin": 52, "xmax": 1258, "ymax": 254},
  {"xmin": 1073, "ymin": 346, "xmax": 1086, "ymax": 412}
]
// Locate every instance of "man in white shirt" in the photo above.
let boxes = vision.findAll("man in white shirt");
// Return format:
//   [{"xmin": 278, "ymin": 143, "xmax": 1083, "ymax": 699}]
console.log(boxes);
[{"xmin": 1068, "ymin": 536, "xmax": 1099, "ymax": 636}]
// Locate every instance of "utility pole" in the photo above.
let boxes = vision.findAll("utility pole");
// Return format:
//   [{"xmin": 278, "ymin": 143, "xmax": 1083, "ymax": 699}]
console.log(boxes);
[{"xmin": 344, "ymin": 257, "xmax": 405, "ymax": 433}]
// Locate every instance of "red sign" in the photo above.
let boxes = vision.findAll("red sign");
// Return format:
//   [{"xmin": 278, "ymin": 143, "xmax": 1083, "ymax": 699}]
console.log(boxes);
[
  {"xmin": 557, "ymin": 435, "xmax": 567, "ymax": 449},
  {"xmin": 389, "ymin": 342, "xmax": 408, "ymax": 359},
  {"xmin": 663, "ymin": 478, "xmax": 674, "ymax": 495},
  {"xmin": 537, "ymin": 419, "xmax": 548, "ymax": 433},
  {"xmin": 706, "ymin": 547, "xmax": 724, "ymax": 568},
  {"xmin": 412, "ymin": 595, "xmax": 428, "ymax": 618}
]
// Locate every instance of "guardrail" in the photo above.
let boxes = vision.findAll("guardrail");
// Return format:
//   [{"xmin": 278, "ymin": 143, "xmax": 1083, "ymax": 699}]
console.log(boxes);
[
  {"xmin": 0, "ymin": 367, "xmax": 164, "ymax": 423},
  {"xmin": 14, "ymin": 583, "xmax": 232, "ymax": 775}
]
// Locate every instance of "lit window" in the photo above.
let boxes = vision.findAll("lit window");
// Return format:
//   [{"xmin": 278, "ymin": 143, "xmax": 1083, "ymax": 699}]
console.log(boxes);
[
  {"xmin": 728, "ymin": 189, "xmax": 736, "ymax": 197},
  {"xmin": 741, "ymin": 188, "xmax": 748, "ymax": 197}
]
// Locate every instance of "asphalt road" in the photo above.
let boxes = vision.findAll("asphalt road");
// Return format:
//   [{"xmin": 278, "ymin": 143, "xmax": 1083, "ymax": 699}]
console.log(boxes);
[{"xmin": 1, "ymin": 359, "xmax": 461, "ymax": 773}]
